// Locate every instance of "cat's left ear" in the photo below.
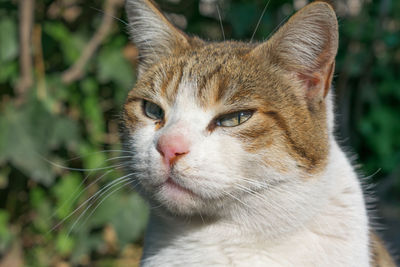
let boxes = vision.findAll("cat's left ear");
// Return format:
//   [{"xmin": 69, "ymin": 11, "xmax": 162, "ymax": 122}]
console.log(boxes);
[
  {"xmin": 251, "ymin": 1, "xmax": 338, "ymax": 101},
  {"xmin": 126, "ymin": 0, "xmax": 197, "ymax": 75}
]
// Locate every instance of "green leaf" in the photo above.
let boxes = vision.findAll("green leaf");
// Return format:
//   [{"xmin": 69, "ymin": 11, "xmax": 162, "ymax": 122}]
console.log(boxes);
[
  {"xmin": 109, "ymin": 193, "xmax": 148, "ymax": 247},
  {"xmin": 0, "ymin": 61, "xmax": 17, "ymax": 83},
  {"xmin": 52, "ymin": 172, "xmax": 84, "ymax": 219},
  {"xmin": 0, "ymin": 18, "xmax": 18, "ymax": 63},
  {"xmin": 359, "ymin": 105, "xmax": 400, "ymax": 172},
  {"xmin": 0, "ymin": 210, "xmax": 13, "ymax": 252},
  {"xmin": 0, "ymin": 104, "xmax": 55, "ymax": 185},
  {"xmin": 0, "ymin": 100, "xmax": 80, "ymax": 185},
  {"xmin": 30, "ymin": 187, "xmax": 53, "ymax": 233},
  {"xmin": 83, "ymin": 95, "xmax": 105, "ymax": 143},
  {"xmin": 44, "ymin": 22, "xmax": 85, "ymax": 64},
  {"xmin": 79, "ymin": 144, "xmax": 108, "ymax": 171},
  {"xmin": 97, "ymin": 41, "xmax": 135, "ymax": 89},
  {"xmin": 56, "ymin": 230, "xmax": 75, "ymax": 256},
  {"xmin": 85, "ymin": 190, "xmax": 148, "ymax": 247}
]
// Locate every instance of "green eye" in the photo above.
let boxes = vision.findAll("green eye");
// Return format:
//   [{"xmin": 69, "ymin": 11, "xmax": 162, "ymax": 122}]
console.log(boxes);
[
  {"xmin": 143, "ymin": 100, "xmax": 164, "ymax": 120},
  {"xmin": 216, "ymin": 110, "xmax": 253, "ymax": 127}
]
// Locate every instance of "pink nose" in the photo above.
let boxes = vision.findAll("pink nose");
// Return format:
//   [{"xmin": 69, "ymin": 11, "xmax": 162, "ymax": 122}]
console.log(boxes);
[{"xmin": 156, "ymin": 133, "xmax": 190, "ymax": 166}]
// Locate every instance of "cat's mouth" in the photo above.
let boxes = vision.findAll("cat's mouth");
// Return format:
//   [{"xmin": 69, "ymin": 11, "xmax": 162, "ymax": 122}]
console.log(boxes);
[{"xmin": 161, "ymin": 176, "xmax": 197, "ymax": 197}]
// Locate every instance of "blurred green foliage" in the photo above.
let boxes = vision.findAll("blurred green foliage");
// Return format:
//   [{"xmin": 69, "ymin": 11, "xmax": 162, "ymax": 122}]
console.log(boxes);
[{"xmin": 0, "ymin": 0, "xmax": 399, "ymax": 265}]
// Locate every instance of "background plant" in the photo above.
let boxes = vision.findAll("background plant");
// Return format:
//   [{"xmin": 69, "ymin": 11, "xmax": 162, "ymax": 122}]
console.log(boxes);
[{"xmin": 0, "ymin": 0, "xmax": 399, "ymax": 266}]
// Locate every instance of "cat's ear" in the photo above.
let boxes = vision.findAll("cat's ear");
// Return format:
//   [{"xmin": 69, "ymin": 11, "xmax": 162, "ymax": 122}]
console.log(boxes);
[
  {"xmin": 251, "ymin": 2, "xmax": 338, "ymax": 101},
  {"xmin": 125, "ymin": 0, "xmax": 194, "ymax": 74}
]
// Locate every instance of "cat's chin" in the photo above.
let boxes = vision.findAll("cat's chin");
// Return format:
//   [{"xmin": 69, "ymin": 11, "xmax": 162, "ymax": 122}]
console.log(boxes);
[
  {"xmin": 148, "ymin": 176, "xmax": 202, "ymax": 214},
  {"xmin": 162, "ymin": 177, "xmax": 197, "ymax": 199}
]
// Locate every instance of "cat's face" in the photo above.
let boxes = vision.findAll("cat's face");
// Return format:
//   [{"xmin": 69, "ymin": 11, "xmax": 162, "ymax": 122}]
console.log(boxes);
[{"xmin": 123, "ymin": 0, "xmax": 338, "ymax": 217}]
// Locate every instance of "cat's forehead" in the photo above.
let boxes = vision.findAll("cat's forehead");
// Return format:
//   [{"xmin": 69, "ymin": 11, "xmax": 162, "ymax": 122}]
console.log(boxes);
[{"xmin": 131, "ymin": 42, "xmax": 275, "ymax": 110}]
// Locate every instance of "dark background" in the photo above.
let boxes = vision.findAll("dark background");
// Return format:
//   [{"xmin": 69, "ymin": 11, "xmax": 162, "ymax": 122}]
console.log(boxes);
[{"xmin": 0, "ymin": 0, "xmax": 399, "ymax": 265}]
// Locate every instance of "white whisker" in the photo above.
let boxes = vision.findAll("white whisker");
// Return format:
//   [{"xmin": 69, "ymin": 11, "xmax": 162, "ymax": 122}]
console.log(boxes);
[
  {"xmin": 49, "ymin": 169, "xmax": 115, "ymax": 221},
  {"xmin": 216, "ymin": 3, "xmax": 225, "ymax": 41},
  {"xmin": 49, "ymin": 173, "xmax": 136, "ymax": 233},
  {"xmin": 89, "ymin": 6, "xmax": 129, "ymax": 26},
  {"xmin": 250, "ymin": 0, "xmax": 271, "ymax": 42},
  {"xmin": 62, "ymin": 149, "xmax": 134, "ymax": 163},
  {"xmin": 264, "ymin": 13, "xmax": 290, "ymax": 41},
  {"xmin": 77, "ymin": 179, "xmax": 140, "ymax": 231},
  {"xmin": 44, "ymin": 159, "xmax": 129, "ymax": 172},
  {"xmin": 67, "ymin": 177, "xmax": 137, "ymax": 235}
]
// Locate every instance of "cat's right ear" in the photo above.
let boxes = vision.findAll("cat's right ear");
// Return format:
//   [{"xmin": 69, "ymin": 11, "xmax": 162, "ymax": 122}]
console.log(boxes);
[
  {"xmin": 125, "ymin": 0, "xmax": 196, "ymax": 75},
  {"xmin": 251, "ymin": 1, "xmax": 338, "ymax": 103}
]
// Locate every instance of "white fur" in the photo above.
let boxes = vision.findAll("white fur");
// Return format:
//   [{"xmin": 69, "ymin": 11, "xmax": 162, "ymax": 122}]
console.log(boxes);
[
  {"xmin": 126, "ymin": 77, "xmax": 370, "ymax": 266},
  {"xmin": 138, "ymin": 143, "xmax": 370, "ymax": 267}
]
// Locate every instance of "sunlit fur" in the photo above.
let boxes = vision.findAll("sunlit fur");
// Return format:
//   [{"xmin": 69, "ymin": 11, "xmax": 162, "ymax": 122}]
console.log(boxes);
[{"xmin": 122, "ymin": 0, "xmax": 395, "ymax": 266}]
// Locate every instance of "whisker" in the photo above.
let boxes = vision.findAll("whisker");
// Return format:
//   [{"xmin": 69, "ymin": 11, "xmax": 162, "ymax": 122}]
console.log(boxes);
[
  {"xmin": 49, "ymin": 169, "xmax": 115, "ymax": 221},
  {"xmin": 198, "ymin": 212, "xmax": 205, "ymax": 224},
  {"xmin": 232, "ymin": 183, "xmax": 281, "ymax": 209},
  {"xmin": 264, "ymin": 13, "xmax": 290, "ymax": 41},
  {"xmin": 105, "ymin": 155, "xmax": 132, "ymax": 162},
  {"xmin": 89, "ymin": 6, "xmax": 129, "ymax": 26},
  {"xmin": 231, "ymin": 183, "xmax": 300, "ymax": 222},
  {"xmin": 216, "ymin": 3, "xmax": 225, "ymax": 41},
  {"xmin": 67, "ymin": 177, "xmax": 136, "ymax": 235},
  {"xmin": 75, "ymin": 179, "xmax": 140, "ymax": 233},
  {"xmin": 250, "ymin": 0, "xmax": 271, "ymax": 42},
  {"xmin": 240, "ymin": 177, "xmax": 270, "ymax": 189},
  {"xmin": 222, "ymin": 190, "xmax": 253, "ymax": 210},
  {"xmin": 49, "ymin": 152, "xmax": 131, "ymax": 221},
  {"xmin": 62, "ymin": 149, "xmax": 134, "ymax": 163},
  {"xmin": 43, "ymin": 157, "xmax": 129, "ymax": 172},
  {"xmin": 365, "ymin": 168, "xmax": 381, "ymax": 180},
  {"xmin": 49, "ymin": 173, "xmax": 136, "ymax": 233}
]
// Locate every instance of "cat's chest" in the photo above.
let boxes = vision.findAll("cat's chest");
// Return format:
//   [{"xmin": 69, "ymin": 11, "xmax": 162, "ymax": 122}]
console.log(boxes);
[
  {"xmin": 141, "ymin": 214, "xmax": 370, "ymax": 267},
  {"xmin": 141, "ymin": 234, "xmax": 353, "ymax": 267},
  {"xmin": 142, "ymin": 236, "xmax": 280, "ymax": 267},
  {"xmin": 141, "ymin": 219, "xmax": 272, "ymax": 266}
]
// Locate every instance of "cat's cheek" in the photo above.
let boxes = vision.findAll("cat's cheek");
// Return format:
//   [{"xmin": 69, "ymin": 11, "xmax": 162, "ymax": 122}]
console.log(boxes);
[
  {"xmin": 177, "ymin": 135, "xmax": 249, "ymax": 196},
  {"xmin": 128, "ymin": 126, "xmax": 167, "ymax": 182}
]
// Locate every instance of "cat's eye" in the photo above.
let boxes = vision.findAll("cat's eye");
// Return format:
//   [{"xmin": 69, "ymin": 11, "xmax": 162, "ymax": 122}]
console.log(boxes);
[
  {"xmin": 216, "ymin": 110, "xmax": 253, "ymax": 127},
  {"xmin": 143, "ymin": 100, "xmax": 164, "ymax": 121}
]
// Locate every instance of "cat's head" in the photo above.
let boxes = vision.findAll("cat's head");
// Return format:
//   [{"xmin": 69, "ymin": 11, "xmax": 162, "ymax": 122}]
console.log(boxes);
[{"xmin": 122, "ymin": 0, "xmax": 338, "ymax": 218}]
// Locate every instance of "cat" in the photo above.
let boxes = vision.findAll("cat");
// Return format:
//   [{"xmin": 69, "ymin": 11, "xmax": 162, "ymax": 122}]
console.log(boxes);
[{"xmin": 121, "ymin": 0, "xmax": 396, "ymax": 266}]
